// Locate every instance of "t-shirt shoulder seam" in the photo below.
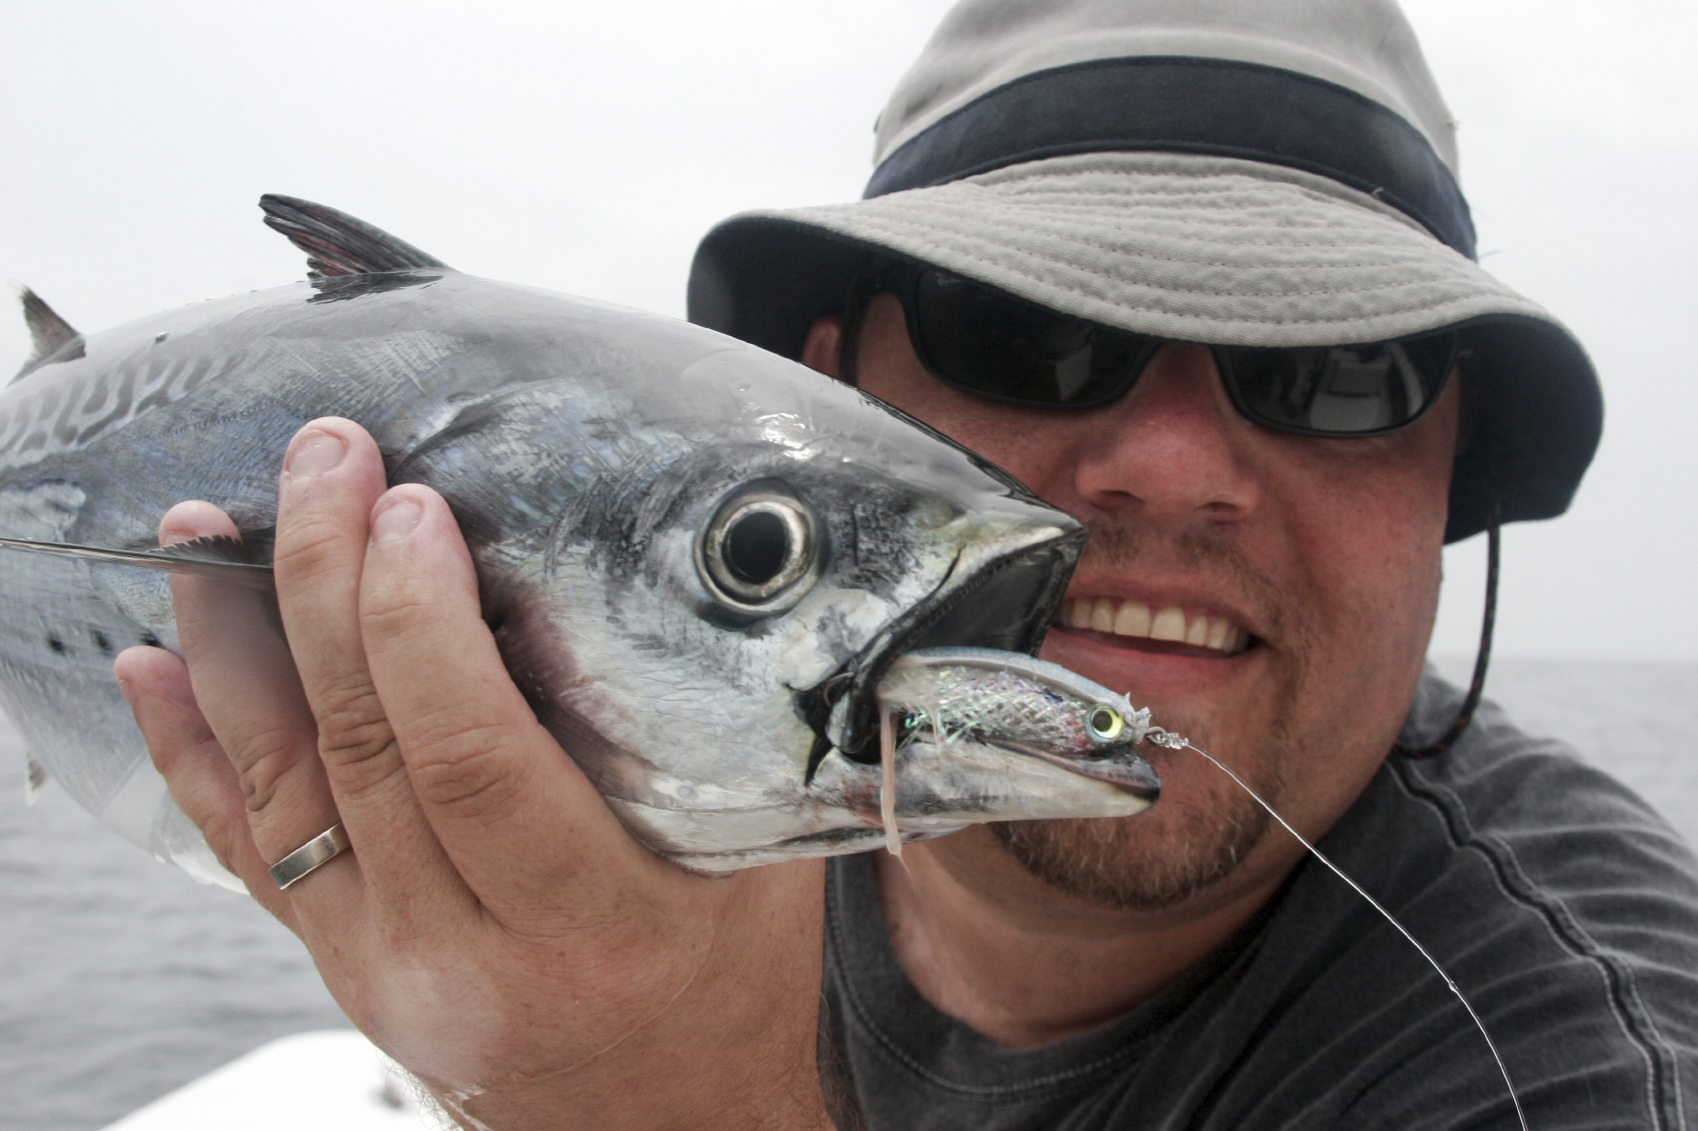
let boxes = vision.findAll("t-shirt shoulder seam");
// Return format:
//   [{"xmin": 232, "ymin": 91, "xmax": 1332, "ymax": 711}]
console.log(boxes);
[{"xmin": 1389, "ymin": 756, "xmax": 1687, "ymax": 1129}]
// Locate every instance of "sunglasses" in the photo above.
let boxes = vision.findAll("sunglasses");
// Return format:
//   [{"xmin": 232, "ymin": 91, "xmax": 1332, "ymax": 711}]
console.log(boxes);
[{"xmin": 858, "ymin": 264, "xmax": 1458, "ymax": 438}]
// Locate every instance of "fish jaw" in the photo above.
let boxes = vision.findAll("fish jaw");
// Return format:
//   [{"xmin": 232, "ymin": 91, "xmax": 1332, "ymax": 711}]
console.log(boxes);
[
  {"xmin": 591, "ymin": 732, "xmax": 1158, "ymax": 871},
  {"xmin": 975, "ymin": 737, "xmax": 1162, "ymax": 799},
  {"xmin": 652, "ymin": 739, "xmax": 1158, "ymax": 872},
  {"xmin": 813, "ymin": 738, "xmax": 1157, "ymax": 827},
  {"xmin": 601, "ymin": 634, "xmax": 1175, "ymax": 871}
]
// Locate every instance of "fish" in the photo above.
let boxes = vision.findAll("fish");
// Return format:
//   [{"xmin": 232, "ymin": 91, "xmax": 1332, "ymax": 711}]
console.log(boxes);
[{"xmin": 0, "ymin": 195, "xmax": 1160, "ymax": 885}]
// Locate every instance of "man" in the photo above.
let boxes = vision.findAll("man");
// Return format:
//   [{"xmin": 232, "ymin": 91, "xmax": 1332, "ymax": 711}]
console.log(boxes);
[{"xmin": 117, "ymin": 0, "xmax": 1698, "ymax": 1128}]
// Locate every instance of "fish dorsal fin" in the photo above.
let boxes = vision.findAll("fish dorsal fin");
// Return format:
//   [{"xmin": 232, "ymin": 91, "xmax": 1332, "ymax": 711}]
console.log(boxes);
[
  {"xmin": 259, "ymin": 194, "xmax": 451, "ymax": 279},
  {"xmin": 12, "ymin": 286, "xmax": 86, "ymax": 384},
  {"xmin": 20, "ymin": 287, "xmax": 80, "ymax": 356},
  {"xmin": 0, "ymin": 533, "xmax": 274, "ymax": 590}
]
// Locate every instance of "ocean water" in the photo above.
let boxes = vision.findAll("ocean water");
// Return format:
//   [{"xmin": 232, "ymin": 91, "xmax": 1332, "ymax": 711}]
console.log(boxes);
[{"xmin": 3, "ymin": 658, "xmax": 1695, "ymax": 1130}]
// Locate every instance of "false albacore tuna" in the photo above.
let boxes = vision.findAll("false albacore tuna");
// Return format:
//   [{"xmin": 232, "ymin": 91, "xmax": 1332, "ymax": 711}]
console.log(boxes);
[{"xmin": 0, "ymin": 195, "xmax": 1159, "ymax": 885}]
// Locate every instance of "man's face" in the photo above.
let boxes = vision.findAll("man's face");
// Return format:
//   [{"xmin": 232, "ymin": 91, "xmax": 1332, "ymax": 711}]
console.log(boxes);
[{"xmin": 838, "ymin": 295, "xmax": 1459, "ymax": 915}]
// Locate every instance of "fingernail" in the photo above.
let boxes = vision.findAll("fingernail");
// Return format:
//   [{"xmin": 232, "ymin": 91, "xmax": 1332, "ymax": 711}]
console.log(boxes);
[
  {"xmin": 372, "ymin": 498, "xmax": 422, "ymax": 544},
  {"xmin": 285, "ymin": 431, "xmax": 346, "ymax": 478}
]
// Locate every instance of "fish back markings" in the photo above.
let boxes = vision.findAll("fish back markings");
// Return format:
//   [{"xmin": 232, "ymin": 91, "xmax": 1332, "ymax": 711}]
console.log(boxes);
[{"xmin": 0, "ymin": 352, "xmax": 226, "ymax": 469}]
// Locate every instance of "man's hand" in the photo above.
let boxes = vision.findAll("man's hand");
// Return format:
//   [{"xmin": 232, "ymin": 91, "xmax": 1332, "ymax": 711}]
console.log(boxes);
[{"xmin": 114, "ymin": 418, "xmax": 832, "ymax": 1131}]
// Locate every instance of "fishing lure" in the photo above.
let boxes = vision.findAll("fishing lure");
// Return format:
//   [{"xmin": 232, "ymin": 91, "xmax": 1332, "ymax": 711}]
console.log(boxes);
[{"xmin": 873, "ymin": 647, "xmax": 1161, "ymax": 855}]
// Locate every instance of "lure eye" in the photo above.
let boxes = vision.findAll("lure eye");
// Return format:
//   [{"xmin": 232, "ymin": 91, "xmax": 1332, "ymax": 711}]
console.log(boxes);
[
  {"xmin": 698, "ymin": 485, "xmax": 819, "ymax": 613},
  {"xmin": 1086, "ymin": 704, "xmax": 1125, "ymax": 742}
]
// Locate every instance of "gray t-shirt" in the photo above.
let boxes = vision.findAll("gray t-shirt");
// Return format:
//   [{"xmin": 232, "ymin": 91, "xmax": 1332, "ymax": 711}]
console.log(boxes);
[{"xmin": 820, "ymin": 672, "xmax": 1698, "ymax": 1129}]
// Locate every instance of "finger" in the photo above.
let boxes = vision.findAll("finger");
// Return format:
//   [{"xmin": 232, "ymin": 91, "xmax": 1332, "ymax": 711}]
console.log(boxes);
[
  {"xmin": 359, "ymin": 485, "xmax": 667, "ymax": 918},
  {"xmin": 115, "ymin": 645, "xmax": 300, "ymax": 931},
  {"xmin": 163, "ymin": 500, "xmax": 356, "ymax": 901},
  {"xmin": 270, "ymin": 419, "xmax": 469, "ymax": 919}
]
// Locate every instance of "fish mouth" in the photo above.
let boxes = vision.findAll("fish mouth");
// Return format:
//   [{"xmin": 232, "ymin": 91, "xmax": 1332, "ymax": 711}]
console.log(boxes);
[{"xmin": 797, "ymin": 522, "xmax": 1087, "ymax": 774}]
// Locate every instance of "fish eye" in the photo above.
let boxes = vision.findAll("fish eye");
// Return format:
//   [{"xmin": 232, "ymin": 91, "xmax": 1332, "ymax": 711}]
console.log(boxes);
[
  {"xmin": 1086, "ymin": 704, "xmax": 1124, "ymax": 742},
  {"xmin": 698, "ymin": 484, "xmax": 819, "ymax": 613}
]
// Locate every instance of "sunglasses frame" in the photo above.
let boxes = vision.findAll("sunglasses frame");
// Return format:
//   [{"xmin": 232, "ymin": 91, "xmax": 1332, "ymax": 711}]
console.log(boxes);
[{"xmin": 854, "ymin": 262, "xmax": 1459, "ymax": 439}]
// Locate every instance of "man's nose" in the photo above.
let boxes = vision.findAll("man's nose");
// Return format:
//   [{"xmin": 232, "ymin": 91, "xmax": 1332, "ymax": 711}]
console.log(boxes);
[{"xmin": 1068, "ymin": 343, "xmax": 1260, "ymax": 524}]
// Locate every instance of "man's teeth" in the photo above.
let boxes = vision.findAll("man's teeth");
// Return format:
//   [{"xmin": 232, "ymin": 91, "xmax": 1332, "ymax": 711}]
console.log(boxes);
[{"xmin": 1060, "ymin": 597, "xmax": 1249, "ymax": 654}]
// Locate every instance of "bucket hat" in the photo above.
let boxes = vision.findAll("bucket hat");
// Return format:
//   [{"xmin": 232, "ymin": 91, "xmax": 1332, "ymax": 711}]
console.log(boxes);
[{"xmin": 688, "ymin": 0, "xmax": 1602, "ymax": 543}]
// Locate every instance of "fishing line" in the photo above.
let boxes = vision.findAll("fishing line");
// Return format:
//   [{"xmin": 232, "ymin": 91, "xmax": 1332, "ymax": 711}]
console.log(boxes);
[{"xmin": 1145, "ymin": 732, "xmax": 1530, "ymax": 1131}]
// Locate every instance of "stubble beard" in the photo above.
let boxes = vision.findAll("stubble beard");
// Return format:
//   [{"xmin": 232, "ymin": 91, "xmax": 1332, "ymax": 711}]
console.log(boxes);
[
  {"xmin": 991, "ymin": 757, "xmax": 1279, "ymax": 912},
  {"xmin": 994, "ymin": 518, "xmax": 1310, "ymax": 913}
]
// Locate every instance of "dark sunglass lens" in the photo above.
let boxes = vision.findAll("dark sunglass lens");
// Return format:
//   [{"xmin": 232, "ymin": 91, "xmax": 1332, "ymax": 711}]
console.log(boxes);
[
  {"xmin": 911, "ymin": 271, "xmax": 1145, "ymax": 406},
  {"xmin": 1226, "ymin": 332, "xmax": 1455, "ymax": 434}
]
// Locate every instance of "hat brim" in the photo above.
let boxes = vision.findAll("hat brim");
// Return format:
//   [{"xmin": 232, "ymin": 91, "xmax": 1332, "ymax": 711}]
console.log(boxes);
[{"xmin": 689, "ymin": 152, "xmax": 1600, "ymax": 543}]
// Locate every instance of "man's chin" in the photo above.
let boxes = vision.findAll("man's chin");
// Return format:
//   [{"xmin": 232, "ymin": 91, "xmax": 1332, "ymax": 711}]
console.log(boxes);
[{"xmin": 990, "ymin": 792, "xmax": 1271, "ymax": 913}]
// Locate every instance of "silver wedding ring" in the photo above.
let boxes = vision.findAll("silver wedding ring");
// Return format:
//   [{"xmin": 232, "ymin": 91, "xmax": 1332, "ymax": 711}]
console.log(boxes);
[{"xmin": 270, "ymin": 822, "xmax": 352, "ymax": 890}]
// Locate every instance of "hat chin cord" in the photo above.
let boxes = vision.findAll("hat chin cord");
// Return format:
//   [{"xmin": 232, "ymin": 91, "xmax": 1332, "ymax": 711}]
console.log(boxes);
[{"xmin": 1393, "ymin": 494, "xmax": 1501, "ymax": 759}]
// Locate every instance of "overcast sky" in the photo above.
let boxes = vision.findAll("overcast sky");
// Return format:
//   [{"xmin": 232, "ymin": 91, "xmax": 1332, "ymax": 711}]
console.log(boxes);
[{"xmin": 1, "ymin": 0, "xmax": 1693, "ymax": 661}]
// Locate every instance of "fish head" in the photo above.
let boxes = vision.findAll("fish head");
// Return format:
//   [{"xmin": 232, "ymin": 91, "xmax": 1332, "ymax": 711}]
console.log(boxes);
[{"xmin": 420, "ymin": 322, "xmax": 1153, "ymax": 869}]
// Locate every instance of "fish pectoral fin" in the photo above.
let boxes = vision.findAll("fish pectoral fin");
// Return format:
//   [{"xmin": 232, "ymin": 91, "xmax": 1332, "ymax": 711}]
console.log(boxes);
[
  {"xmin": 0, "ymin": 534, "xmax": 275, "ymax": 590},
  {"xmin": 24, "ymin": 753, "xmax": 49, "ymax": 806},
  {"xmin": 260, "ymin": 194, "xmax": 451, "ymax": 279},
  {"xmin": 11, "ymin": 286, "xmax": 86, "ymax": 384}
]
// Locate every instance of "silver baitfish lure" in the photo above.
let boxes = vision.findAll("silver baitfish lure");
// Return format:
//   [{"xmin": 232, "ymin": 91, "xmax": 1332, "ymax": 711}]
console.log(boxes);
[
  {"xmin": 879, "ymin": 649, "xmax": 1162, "ymax": 767},
  {"xmin": 0, "ymin": 196, "xmax": 1161, "ymax": 883},
  {"xmin": 860, "ymin": 647, "xmax": 1163, "ymax": 855}
]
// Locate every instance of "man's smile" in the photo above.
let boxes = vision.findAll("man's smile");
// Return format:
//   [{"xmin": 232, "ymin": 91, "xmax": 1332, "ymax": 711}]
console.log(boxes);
[
  {"xmin": 1055, "ymin": 596, "xmax": 1250, "ymax": 655},
  {"xmin": 1040, "ymin": 576, "xmax": 1275, "ymax": 707}
]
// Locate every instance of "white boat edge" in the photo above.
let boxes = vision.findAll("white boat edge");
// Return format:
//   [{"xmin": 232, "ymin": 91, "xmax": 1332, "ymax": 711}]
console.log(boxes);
[{"xmin": 103, "ymin": 1030, "xmax": 428, "ymax": 1130}]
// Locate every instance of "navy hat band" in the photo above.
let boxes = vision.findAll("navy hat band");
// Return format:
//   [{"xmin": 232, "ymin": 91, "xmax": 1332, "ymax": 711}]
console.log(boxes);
[{"xmin": 865, "ymin": 56, "xmax": 1477, "ymax": 261}]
